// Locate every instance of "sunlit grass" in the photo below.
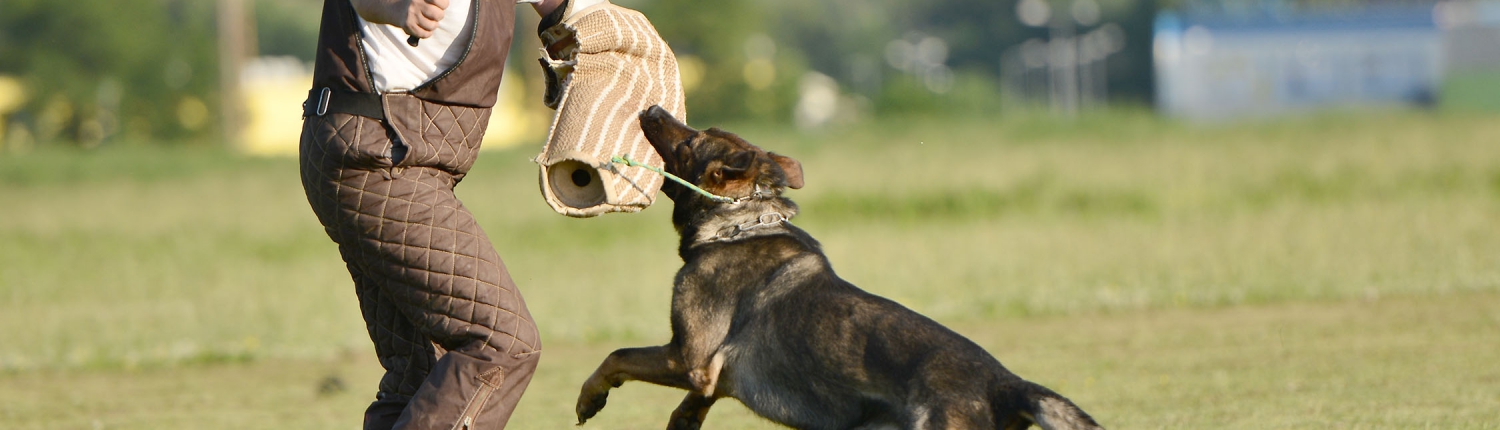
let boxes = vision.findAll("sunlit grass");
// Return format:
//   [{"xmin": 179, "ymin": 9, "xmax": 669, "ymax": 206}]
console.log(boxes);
[
  {"xmin": 2, "ymin": 293, "xmax": 1495, "ymax": 428},
  {"xmin": 4, "ymin": 111, "xmax": 1500, "ymax": 366},
  {"xmin": 1, "ymin": 111, "xmax": 1499, "ymax": 428}
]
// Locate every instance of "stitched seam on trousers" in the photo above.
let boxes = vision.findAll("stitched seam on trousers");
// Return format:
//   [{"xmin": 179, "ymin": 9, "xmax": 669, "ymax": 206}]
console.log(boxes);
[
  {"xmin": 329, "ymin": 181, "xmax": 536, "ymax": 348},
  {"xmin": 366, "ymin": 265, "xmax": 524, "ymax": 328},
  {"xmin": 354, "ymin": 264, "xmax": 437, "ymax": 396},
  {"xmin": 357, "ymin": 239, "xmax": 537, "ymax": 351},
  {"xmin": 447, "ymin": 366, "xmax": 505, "ymax": 430},
  {"xmin": 358, "ymin": 252, "xmax": 528, "ymax": 326}
]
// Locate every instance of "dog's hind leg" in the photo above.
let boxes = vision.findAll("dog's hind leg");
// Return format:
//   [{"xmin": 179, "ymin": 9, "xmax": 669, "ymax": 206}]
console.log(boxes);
[
  {"xmin": 577, "ymin": 345, "xmax": 695, "ymax": 424},
  {"xmin": 910, "ymin": 399, "xmax": 998, "ymax": 430},
  {"xmin": 666, "ymin": 394, "xmax": 717, "ymax": 430}
]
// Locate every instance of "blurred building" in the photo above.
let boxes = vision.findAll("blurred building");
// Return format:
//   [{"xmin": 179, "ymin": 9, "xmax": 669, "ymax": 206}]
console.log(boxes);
[
  {"xmin": 1153, "ymin": 1, "xmax": 1500, "ymax": 120},
  {"xmin": 1438, "ymin": 1, "xmax": 1500, "ymax": 110}
]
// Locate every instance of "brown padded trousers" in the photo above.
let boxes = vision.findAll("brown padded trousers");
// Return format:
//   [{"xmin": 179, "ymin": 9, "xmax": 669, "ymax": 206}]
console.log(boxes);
[{"xmin": 300, "ymin": 106, "xmax": 540, "ymax": 430}]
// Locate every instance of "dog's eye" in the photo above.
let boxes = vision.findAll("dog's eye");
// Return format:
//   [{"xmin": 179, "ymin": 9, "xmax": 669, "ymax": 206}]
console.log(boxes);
[{"xmin": 728, "ymin": 152, "xmax": 755, "ymax": 170}]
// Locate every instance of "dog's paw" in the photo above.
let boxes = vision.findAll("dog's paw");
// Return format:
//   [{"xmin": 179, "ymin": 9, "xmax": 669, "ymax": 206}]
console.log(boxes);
[
  {"xmin": 666, "ymin": 415, "xmax": 703, "ymax": 430},
  {"xmin": 575, "ymin": 388, "xmax": 610, "ymax": 424},
  {"xmin": 666, "ymin": 396, "xmax": 712, "ymax": 430}
]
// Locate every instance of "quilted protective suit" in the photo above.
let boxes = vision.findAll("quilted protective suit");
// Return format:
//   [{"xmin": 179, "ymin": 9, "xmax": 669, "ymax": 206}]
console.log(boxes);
[{"xmin": 299, "ymin": 1, "xmax": 540, "ymax": 429}]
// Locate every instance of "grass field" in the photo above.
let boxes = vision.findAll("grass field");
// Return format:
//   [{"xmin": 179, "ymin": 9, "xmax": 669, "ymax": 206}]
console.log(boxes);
[{"xmin": 2, "ymin": 111, "xmax": 1499, "ymax": 428}]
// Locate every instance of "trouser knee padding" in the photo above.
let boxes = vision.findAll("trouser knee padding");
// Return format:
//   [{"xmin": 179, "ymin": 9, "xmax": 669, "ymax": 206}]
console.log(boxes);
[{"xmin": 392, "ymin": 348, "xmax": 541, "ymax": 430}]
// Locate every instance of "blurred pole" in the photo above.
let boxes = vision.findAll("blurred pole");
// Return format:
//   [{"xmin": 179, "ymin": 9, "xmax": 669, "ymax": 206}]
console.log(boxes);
[
  {"xmin": 1000, "ymin": 47, "xmax": 1020, "ymax": 111},
  {"xmin": 1073, "ymin": 0, "xmax": 1102, "ymax": 111},
  {"xmin": 1096, "ymin": 30, "xmax": 1112, "ymax": 108},
  {"xmin": 1008, "ymin": 0, "xmax": 1121, "ymax": 115},
  {"xmin": 218, "ymin": 0, "xmax": 249, "ymax": 147},
  {"xmin": 1079, "ymin": 34, "xmax": 1095, "ymax": 111},
  {"xmin": 1049, "ymin": 17, "xmax": 1077, "ymax": 117},
  {"xmin": 1095, "ymin": 47, "xmax": 1109, "ymax": 107}
]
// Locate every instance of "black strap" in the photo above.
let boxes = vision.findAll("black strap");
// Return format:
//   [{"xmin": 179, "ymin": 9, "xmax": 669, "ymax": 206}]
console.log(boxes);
[
  {"xmin": 538, "ymin": 58, "xmax": 564, "ymax": 109},
  {"xmin": 536, "ymin": 0, "xmax": 570, "ymax": 36},
  {"xmin": 303, "ymin": 88, "xmax": 386, "ymax": 120}
]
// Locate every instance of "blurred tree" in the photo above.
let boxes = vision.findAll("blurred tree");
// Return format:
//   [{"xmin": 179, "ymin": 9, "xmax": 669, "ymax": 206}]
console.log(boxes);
[
  {"xmin": 770, "ymin": 0, "xmax": 902, "ymax": 91},
  {"xmin": 625, "ymin": 0, "xmax": 803, "ymax": 123},
  {"xmin": 754, "ymin": 0, "xmax": 1165, "ymax": 117},
  {"xmin": 254, "ymin": 0, "xmax": 320, "ymax": 63},
  {"xmin": 1108, "ymin": 0, "xmax": 1161, "ymax": 105},
  {"xmin": 0, "ymin": 0, "xmax": 220, "ymax": 146},
  {"xmin": 0, "ymin": 0, "xmax": 1215, "ymax": 148}
]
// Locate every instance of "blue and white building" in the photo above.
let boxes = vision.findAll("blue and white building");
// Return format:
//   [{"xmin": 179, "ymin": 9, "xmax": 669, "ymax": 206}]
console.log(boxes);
[{"xmin": 1153, "ymin": 4, "xmax": 1449, "ymax": 120}]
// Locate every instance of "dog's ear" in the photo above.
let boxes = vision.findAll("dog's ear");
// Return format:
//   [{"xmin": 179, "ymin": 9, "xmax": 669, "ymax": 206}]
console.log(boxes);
[
  {"xmin": 639, "ymin": 105, "xmax": 695, "ymax": 165},
  {"xmin": 769, "ymin": 153, "xmax": 803, "ymax": 189}
]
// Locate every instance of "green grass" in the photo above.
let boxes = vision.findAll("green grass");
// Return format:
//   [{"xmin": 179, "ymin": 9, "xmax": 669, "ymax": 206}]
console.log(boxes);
[
  {"xmin": 3, "ymin": 294, "xmax": 1497, "ymax": 428},
  {"xmin": 1442, "ymin": 71, "xmax": 1500, "ymax": 112},
  {"xmin": 2, "ymin": 111, "xmax": 1499, "ymax": 428}
]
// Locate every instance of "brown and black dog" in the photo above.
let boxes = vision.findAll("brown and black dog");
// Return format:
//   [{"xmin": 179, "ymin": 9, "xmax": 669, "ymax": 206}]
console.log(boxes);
[{"xmin": 574, "ymin": 106, "xmax": 1104, "ymax": 430}]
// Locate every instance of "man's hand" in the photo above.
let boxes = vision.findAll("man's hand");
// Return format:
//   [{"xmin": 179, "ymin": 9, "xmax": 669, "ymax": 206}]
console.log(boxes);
[
  {"xmin": 349, "ymin": 0, "xmax": 450, "ymax": 39},
  {"xmin": 530, "ymin": 0, "xmax": 565, "ymax": 17}
]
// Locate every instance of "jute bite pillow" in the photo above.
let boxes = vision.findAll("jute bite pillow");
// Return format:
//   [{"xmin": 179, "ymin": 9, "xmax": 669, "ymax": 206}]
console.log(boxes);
[{"xmin": 535, "ymin": 1, "xmax": 686, "ymax": 217}]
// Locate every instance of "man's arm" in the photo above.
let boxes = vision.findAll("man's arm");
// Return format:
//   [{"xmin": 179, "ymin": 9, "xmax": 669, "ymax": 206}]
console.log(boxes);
[
  {"xmin": 352, "ymin": 0, "xmax": 568, "ymax": 38},
  {"xmin": 348, "ymin": 0, "xmax": 449, "ymax": 39}
]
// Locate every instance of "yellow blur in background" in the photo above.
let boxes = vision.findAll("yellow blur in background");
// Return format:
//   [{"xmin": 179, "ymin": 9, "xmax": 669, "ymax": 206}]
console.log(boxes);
[
  {"xmin": 0, "ymin": 53, "xmax": 700, "ymax": 156},
  {"xmin": 0, "ymin": 76, "xmax": 25, "ymax": 149}
]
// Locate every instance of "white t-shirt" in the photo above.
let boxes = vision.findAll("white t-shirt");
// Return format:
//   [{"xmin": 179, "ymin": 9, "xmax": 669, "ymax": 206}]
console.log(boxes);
[
  {"xmin": 355, "ymin": 0, "xmax": 610, "ymax": 92},
  {"xmin": 356, "ymin": 0, "xmax": 474, "ymax": 92}
]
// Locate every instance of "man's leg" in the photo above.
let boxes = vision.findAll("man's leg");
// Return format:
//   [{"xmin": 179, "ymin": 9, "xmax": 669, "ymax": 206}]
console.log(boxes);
[
  {"xmin": 393, "ymin": 344, "xmax": 540, "ymax": 429},
  {"xmin": 358, "ymin": 165, "xmax": 541, "ymax": 430},
  {"xmin": 351, "ymin": 269, "xmax": 439, "ymax": 430},
  {"xmin": 302, "ymin": 114, "xmax": 442, "ymax": 430},
  {"xmin": 301, "ymin": 112, "xmax": 541, "ymax": 429}
]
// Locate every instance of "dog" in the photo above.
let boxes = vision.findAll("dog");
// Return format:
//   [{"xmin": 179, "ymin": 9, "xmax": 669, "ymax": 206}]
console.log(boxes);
[{"xmin": 573, "ymin": 106, "xmax": 1104, "ymax": 430}]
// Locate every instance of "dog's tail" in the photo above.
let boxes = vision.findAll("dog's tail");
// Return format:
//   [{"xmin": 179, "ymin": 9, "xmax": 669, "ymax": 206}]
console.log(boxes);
[{"xmin": 1010, "ymin": 381, "xmax": 1103, "ymax": 430}]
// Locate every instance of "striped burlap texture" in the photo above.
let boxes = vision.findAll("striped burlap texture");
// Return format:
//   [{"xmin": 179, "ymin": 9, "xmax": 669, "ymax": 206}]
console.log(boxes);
[{"xmin": 535, "ymin": 1, "xmax": 686, "ymax": 218}]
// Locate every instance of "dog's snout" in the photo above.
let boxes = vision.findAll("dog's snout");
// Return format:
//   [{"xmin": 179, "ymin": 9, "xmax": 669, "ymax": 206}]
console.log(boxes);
[
  {"xmin": 638, "ymin": 106, "xmax": 672, "ymax": 142},
  {"xmin": 639, "ymin": 106, "xmax": 696, "ymax": 170},
  {"xmin": 639, "ymin": 105, "xmax": 670, "ymax": 124}
]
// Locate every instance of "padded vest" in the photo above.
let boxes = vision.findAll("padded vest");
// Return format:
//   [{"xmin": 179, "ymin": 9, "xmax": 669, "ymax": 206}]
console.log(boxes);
[{"xmin": 309, "ymin": 0, "xmax": 517, "ymax": 171}]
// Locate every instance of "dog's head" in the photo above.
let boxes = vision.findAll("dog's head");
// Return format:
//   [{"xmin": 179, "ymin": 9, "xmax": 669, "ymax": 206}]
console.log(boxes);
[{"xmin": 639, "ymin": 105, "xmax": 803, "ymax": 204}]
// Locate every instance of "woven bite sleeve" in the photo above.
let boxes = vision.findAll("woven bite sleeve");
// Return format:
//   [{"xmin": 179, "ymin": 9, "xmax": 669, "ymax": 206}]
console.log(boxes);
[{"xmin": 535, "ymin": 1, "xmax": 686, "ymax": 217}]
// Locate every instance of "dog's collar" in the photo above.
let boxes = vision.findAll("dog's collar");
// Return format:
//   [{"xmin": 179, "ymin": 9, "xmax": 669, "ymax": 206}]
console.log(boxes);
[
  {"xmin": 697, "ymin": 211, "xmax": 790, "ymax": 244},
  {"xmin": 725, "ymin": 183, "xmax": 776, "ymax": 205}
]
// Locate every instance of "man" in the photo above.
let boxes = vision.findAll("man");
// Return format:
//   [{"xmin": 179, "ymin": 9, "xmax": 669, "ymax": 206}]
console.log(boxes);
[{"xmin": 298, "ymin": 0, "xmax": 602, "ymax": 428}]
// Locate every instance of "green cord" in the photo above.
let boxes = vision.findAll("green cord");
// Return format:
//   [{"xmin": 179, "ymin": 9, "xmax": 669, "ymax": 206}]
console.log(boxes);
[{"xmin": 611, "ymin": 155, "xmax": 735, "ymax": 203}]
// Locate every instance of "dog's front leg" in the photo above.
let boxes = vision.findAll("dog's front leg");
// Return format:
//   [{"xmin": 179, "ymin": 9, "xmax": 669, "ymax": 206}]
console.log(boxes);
[
  {"xmin": 576, "ymin": 345, "xmax": 694, "ymax": 424},
  {"xmin": 671, "ymin": 282, "xmax": 734, "ymax": 397},
  {"xmin": 666, "ymin": 393, "xmax": 718, "ymax": 430}
]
